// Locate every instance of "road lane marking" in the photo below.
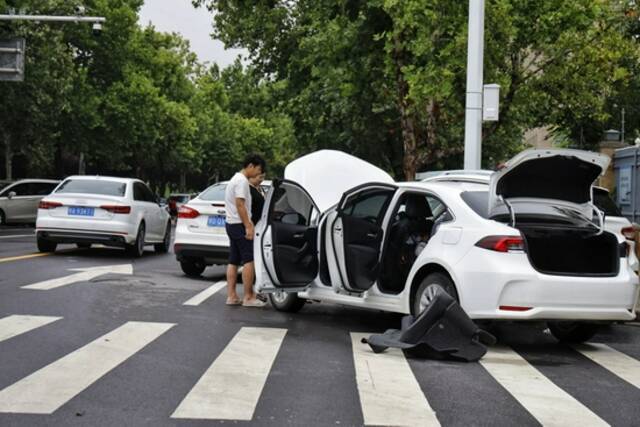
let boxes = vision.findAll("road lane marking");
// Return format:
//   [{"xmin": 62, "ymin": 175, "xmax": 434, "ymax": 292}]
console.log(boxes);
[
  {"xmin": 480, "ymin": 346, "xmax": 608, "ymax": 427},
  {"xmin": 573, "ymin": 343, "xmax": 640, "ymax": 389},
  {"xmin": 0, "ymin": 315, "xmax": 62, "ymax": 343},
  {"xmin": 350, "ymin": 333, "xmax": 440, "ymax": 427},
  {"xmin": 0, "ymin": 253, "xmax": 51, "ymax": 263},
  {"xmin": 21, "ymin": 264, "xmax": 133, "ymax": 290},
  {"xmin": 183, "ymin": 281, "xmax": 227, "ymax": 306},
  {"xmin": 0, "ymin": 234, "xmax": 34, "ymax": 239},
  {"xmin": 171, "ymin": 327, "xmax": 287, "ymax": 420},
  {"xmin": 0, "ymin": 321, "xmax": 174, "ymax": 414}
]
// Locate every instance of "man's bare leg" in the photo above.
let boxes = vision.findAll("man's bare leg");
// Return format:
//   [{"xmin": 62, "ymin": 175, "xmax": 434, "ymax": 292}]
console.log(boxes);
[
  {"xmin": 242, "ymin": 261, "xmax": 256, "ymax": 303},
  {"xmin": 226, "ymin": 263, "xmax": 240, "ymax": 302}
]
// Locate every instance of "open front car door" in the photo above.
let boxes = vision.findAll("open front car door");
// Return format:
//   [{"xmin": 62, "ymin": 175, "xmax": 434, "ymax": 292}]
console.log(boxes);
[{"xmin": 255, "ymin": 179, "xmax": 320, "ymax": 293}]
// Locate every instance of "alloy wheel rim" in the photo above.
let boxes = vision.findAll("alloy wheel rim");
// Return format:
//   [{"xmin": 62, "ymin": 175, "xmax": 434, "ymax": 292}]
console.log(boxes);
[
  {"xmin": 272, "ymin": 291, "xmax": 288, "ymax": 304},
  {"xmin": 419, "ymin": 283, "xmax": 444, "ymax": 314},
  {"xmin": 138, "ymin": 227, "xmax": 145, "ymax": 254}
]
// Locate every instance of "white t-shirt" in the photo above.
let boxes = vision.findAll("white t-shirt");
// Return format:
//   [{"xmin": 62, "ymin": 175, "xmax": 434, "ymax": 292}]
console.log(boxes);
[{"xmin": 225, "ymin": 172, "xmax": 252, "ymax": 225}]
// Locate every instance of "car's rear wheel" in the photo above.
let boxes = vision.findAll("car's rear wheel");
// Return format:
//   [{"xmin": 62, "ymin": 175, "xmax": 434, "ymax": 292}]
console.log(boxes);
[
  {"xmin": 37, "ymin": 237, "xmax": 57, "ymax": 253},
  {"xmin": 547, "ymin": 321, "xmax": 600, "ymax": 343},
  {"xmin": 76, "ymin": 243, "xmax": 91, "ymax": 249},
  {"xmin": 268, "ymin": 291, "xmax": 306, "ymax": 313},
  {"xmin": 180, "ymin": 258, "xmax": 206, "ymax": 277},
  {"xmin": 154, "ymin": 222, "xmax": 171, "ymax": 253},
  {"xmin": 412, "ymin": 272, "xmax": 459, "ymax": 316},
  {"xmin": 126, "ymin": 223, "xmax": 146, "ymax": 258}
]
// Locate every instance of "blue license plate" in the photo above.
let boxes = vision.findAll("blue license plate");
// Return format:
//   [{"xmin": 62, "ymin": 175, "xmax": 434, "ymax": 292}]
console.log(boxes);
[
  {"xmin": 207, "ymin": 215, "xmax": 225, "ymax": 227},
  {"xmin": 68, "ymin": 207, "xmax": 95, "ymax": 216}
]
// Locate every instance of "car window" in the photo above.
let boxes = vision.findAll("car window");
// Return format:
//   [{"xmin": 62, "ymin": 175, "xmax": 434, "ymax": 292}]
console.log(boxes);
[
  {"xmin": 56, "ymin": 179, "xmax": 127, "ymax": 197},
  {"xmin": 199, "ymin": 184, "xmax": 227, "ymax": 201},
  {"xmin": 341, "ymin": 188, "xmax": 394, "ymax": 224},
  {"xmin": 460, "ymin": 191, "xmax": 489, "ymax": 218},
  {"xmin": 269, "ymin": 182, "xmax": 316, "ymax": 226},
  {"xmin": 141, "ymin": 184, "xmax": 156, "ymax": 203},
  {"xmin": 133, "ymin": 183, "xmax": 147, "ymax": 202},
  {"xmin": 170, "ymin": 195, "xmax": 190, "ymax": 203},
  {"xmin": 593, "ymin": 188, "xmax": 622, "ymax": 217},
  {"xmin": 6, "ymin": 183, "xmax": 30, "ymax": 196},
  {"xmin": 29, "ymin": 182, "xmax": 57, "ymax": 196}
]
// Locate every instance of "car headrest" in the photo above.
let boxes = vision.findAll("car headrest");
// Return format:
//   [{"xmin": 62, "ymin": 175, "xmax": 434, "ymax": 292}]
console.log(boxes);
[{"xmin": 405, "ymin": 195, "xmax": 432, "ymax": 218}]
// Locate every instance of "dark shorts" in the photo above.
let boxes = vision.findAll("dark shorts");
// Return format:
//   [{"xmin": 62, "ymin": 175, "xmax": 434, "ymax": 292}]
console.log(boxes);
[{"xmin": 226, "ymin": 223, "xmax": 254, "ymax": 265}]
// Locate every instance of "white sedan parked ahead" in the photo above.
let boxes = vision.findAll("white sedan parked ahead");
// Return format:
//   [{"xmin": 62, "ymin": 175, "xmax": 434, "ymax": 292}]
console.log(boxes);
[
  {"xmin": 255, "ymin": 149, "xmax": 639, "ymax": 343},
  {"xmin": 36, "ymin": 176, "xmax": 171, "ymax": 257}
]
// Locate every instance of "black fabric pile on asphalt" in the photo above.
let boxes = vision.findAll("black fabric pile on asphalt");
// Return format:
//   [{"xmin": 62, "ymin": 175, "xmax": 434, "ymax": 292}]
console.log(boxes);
[{"xmin": 362, "ymin": 288, "xmax": 496, "ymax": 362}]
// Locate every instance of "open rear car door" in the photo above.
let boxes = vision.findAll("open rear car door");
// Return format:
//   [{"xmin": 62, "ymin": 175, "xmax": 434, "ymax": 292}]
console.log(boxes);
[
  {"xmin": 331, "ymin": 183, "xmax": 397, "ymax": 293},
  {"xmin": 255, "ymin": 180, "xmax": 321, "ymax": 293}
]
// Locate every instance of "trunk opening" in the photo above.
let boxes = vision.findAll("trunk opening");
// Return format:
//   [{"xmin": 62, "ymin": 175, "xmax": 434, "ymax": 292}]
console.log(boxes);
[{"xmin": 519, "ymin": 225, "xmax": 620, "ymax": 277}]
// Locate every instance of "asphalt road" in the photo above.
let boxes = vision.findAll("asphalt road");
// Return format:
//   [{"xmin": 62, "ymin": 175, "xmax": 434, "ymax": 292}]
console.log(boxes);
[{"xmin": 1, "ymin": 225, "xmax": 640, "ymax": 427}]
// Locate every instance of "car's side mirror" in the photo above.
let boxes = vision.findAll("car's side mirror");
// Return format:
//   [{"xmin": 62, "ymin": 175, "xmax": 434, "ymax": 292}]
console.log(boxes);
[{"xmin": 7, "ymin": 191, "xmax": 16, "ymax": 200}]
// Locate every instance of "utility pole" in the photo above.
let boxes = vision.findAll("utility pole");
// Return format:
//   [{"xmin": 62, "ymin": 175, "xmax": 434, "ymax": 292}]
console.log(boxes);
[
  {"xmin": 622, "ymin": 107, "xmax": 626, "ymax": 144},
  {"xmin": 463, "ymin": 0, "xmax": 485, "ymax": 170}
]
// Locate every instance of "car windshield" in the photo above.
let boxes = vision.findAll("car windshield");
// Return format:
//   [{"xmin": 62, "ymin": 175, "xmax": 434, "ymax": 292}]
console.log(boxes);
[
  {"xmin": 55, "ymin": 179, "xmax": 127, "ymax": 197},
  {"xmin": 593, "ymin": 188, "xmax": 622, "ymax": 217},
  {"xmin": 199, "ymin": 183, "xmax": 227, "ymax": 201}
]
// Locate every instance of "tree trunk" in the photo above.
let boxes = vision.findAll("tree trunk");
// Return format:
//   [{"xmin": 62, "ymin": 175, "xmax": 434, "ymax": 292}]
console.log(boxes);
[
  {"xmin": 4, "ymin": 135, "xmax": 13, "ymax": 181},
  {"xmin": 78, "ymin": 152, "xmax": 86, "ymax": 175},
  {"xmin": 392, "ymin": 33, "xmax": 419, "ymax": 181}
]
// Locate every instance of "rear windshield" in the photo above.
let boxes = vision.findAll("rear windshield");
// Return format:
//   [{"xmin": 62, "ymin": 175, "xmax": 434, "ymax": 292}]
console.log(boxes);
[
  {"xmin": 169, "ymin": 195, "xmax": 190, "ymax": 203},
  {"xmin": 55, "ymin": 179, "xmax": 127, "ymax": 197},
  {"xmin": 199, "ymin": 183, "xmax": 227, "ymax": 201},
  {"xmin": 593, "ymin": 188, "xmax": 622, "ymax": 217}
]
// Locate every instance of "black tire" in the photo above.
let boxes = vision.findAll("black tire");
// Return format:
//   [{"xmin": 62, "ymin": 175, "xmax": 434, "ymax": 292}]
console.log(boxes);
[
  {"xmin": 268, "ymin": 292, "xmax": 307, "ymax": 313},
  {"xmin": 0, "ymin": 209, "xmax": 5, "ymax": 225},
  {"xmin": 37, "ymin": 237, "xmax": 57, "ymax": 253},
  {"xmin": 547, "ymin": 321, "xmax": 600, "ymax": 343},
  {"xmin": 76, "ymin": 243, "xmax": 91, "ymax": 249},
  {"xmin": 154, "ymin": 222, "xmax": 171, "ymax": 253},
  {"xmin": 180, "ymin": 258, "xmax": 206, "ymax": 277},
  {"xmin": 126, "ymin": 223, "xmax": 146, "ymax": 258},
  {"xmin": 412, "ymin": 272, "xmax": 459, "ymax": 316}
]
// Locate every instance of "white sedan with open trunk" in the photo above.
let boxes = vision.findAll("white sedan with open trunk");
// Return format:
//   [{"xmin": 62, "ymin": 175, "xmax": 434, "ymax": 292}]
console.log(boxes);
[
  {"xmin": 255, "ymin": 149, "xmax": 639, "ymax": 343},
  {"xmin": 36, "ymin": 176, "xmax": 171, "ymax": 257}
]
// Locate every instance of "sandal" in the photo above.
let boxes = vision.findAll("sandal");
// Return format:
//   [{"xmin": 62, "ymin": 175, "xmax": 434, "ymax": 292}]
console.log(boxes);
[{"xmin": 226, "ymin": 298, "xmax": 242, "ymax": 306}]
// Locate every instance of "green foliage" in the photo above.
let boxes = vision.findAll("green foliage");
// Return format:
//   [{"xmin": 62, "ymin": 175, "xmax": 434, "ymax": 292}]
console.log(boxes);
[{"xmin": 0, "ymin": 0, "xmax": 296, "ymax": 192}]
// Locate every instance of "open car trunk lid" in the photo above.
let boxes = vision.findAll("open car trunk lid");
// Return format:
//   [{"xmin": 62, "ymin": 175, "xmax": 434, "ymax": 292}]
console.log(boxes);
[
  {"xmin": 284, "ymin": 150, "xmax": 394, "ymax": 212},
  {"xmin": 488, "ymin": 149, "xmax": 610, "ymax": 223}
]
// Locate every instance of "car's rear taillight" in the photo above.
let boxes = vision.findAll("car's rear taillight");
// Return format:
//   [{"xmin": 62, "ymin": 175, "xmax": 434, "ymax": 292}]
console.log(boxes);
[
  {"xmin": 476, "ymin": 236, "xmax": 525, "ymax": 253},
  {"xmin": 101, "ymin": 205, "xmax": 131, "ymax": 214},
  {"xmin": 38, "ymin": 201, "xmax": 62, "ymax": 209},
  {"xmin": 178, "ymin": 206, "xmax": 200, "ymax": 219},
  {"xmin": 621, "ymin": 226, "xmax": 637, "ymax": 241}
]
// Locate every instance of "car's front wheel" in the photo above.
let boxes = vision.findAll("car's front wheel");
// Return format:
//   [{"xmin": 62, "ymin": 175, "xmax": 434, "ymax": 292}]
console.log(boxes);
[
  {"xmin": 37, "ymin": 237, "xmax": 57, "ymax": 253},
  {"xmin": 412, "ymin": 272, "xmax": 459, "ymax": 316},
  {"xmin": 268, "ymin": 291, "xmax": 307, "ymax": 313},
  {"xmin": 126, "ymin": 223, "xmax": 146, "ymax": 258},
  {"xmin": 180, "ymin": 258, "xmax": 206, "ymax": 277},
  {"xmin": 547, "ymin": 321, "xmax": 600, "ymax": 343},
  {"xmin": 154, "ymin": 222, "xmax": 171, "ymax": 253}
]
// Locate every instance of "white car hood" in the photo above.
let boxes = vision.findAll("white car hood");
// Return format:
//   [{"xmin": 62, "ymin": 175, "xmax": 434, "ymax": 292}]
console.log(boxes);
[
  {"xmin": 284, "ymin": 150, "xmax": 394, "ymax": 212},
  {"xmin": 488, "ymin": 149, "xmax": 610, "ymax": 219}
]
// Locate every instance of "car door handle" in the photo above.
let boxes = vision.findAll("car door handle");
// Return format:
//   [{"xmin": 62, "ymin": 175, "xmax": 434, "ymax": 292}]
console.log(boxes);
[
  {"xmin": 366, "ymin": 232, "xmax": 377, "ymax": 238},
  {"xmin": 293, "ymin": 233, "xmax": 305, "ymax": 239}
]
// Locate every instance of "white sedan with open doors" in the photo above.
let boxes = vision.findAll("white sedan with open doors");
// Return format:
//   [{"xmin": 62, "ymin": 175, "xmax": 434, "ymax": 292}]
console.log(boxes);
[
  {"xmin": 36, "ymin": 176, "xmax": 172, "ymax": 257},
  {"xmin": 255, "ymin": 149, "xmax": 639, "ymax": 343}
]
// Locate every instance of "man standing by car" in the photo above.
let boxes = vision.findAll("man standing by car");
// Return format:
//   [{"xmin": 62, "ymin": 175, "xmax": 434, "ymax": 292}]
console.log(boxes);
[{"xmin": 224, "ymin": 154, "xmax": 267, "ymax": 307}]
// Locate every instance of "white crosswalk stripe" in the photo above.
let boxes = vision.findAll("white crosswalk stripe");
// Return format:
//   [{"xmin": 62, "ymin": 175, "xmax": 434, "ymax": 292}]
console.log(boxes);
[
  {"xmin": 0, "ymin": 321, "xmax": 175, "ymax": 414},
  {"xmin": 183, "ymin": 281, "xmax": 227, "ymax": 306},
  {"xmin": 573, "ymin": 343, "xmax": 640, "ymax": 389},
  {"xmin": 0, "ymin": 315, "xmax": 62, "ymax": 343},
  {"xmin": 350, "ymin": 333, "xmax": 440, "ymax": 426},
  {"xmin": 171, "ymin": 327, "xmax": 287, "ymax": 421},
  {"xmin": 480, "ymin": 346, "xmax": 608, "ymax": 427}
]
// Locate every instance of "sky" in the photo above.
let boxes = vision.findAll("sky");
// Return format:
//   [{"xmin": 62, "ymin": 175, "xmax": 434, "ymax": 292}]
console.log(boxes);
[{"xmin": 138, "ymin": 0, "xmax": 246, "ymax": 68}]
